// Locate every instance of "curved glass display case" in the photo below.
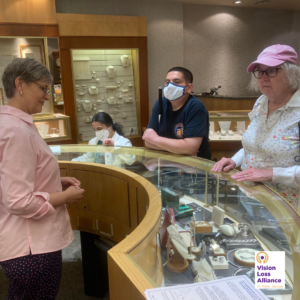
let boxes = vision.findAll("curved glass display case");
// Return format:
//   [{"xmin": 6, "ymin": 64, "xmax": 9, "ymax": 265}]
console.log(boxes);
[{"xmin": 55, "ymin": 145, "xmax": 299, "ymax": 300}]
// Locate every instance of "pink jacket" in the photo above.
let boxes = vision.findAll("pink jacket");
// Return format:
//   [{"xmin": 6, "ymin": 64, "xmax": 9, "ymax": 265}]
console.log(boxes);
[{"xmin": 0, "ymin": 106, "xmax": 73, "ymax": 261}]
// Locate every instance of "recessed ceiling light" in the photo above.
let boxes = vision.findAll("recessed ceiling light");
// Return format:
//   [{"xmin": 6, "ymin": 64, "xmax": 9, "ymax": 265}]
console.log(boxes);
[
  {"xmin": 231, "ymin": 187, "xmax": 236, "ymax": 191},
  {"xmin": 234, "ymin": 0, "xmax": 242, "ymax": 3}
]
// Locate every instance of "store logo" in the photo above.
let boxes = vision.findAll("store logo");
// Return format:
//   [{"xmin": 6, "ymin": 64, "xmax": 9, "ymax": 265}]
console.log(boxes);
[
  {"xmin": 256, "ymin": 252, "xmax": 269, "ymax": 264},
  {"xmin": 255, "ymin": 251, "xmax": 285, "ymax": 290},
  {"xmin": 174, "ymin": 123, "xmax": 184, "ymax": 138}
]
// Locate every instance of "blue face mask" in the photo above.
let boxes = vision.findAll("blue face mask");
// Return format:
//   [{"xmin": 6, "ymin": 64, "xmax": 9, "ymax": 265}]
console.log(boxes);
[{"xmin": 164, "ymin": 82, "xmax": 186, "ymax": 101}]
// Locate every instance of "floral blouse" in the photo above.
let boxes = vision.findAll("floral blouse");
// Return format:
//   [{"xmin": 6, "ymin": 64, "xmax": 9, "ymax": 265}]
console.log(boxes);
[{"xmin": 237, "ymin": 89, "xmax": 300, "ymax": 211}]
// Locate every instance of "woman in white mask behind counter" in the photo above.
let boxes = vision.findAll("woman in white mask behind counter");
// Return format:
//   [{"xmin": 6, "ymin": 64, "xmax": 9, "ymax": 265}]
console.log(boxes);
[{"xmin": 72, "ymin": 112, "xmax": 134, "ymax": 165}]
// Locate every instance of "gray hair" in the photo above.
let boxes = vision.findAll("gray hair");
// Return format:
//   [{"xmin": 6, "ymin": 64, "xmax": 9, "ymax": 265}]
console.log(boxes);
[
  {"xmin": 2, "ymin": 58, "xmax": 52, "ymax": 98},
  {"xmin": 248, "ymin": 62, "xmax": 300, "ymax": 92}
]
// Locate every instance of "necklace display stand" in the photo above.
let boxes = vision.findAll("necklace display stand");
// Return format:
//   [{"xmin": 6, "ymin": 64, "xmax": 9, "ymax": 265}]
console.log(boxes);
[
  {"xmin": 192, "ymin": 259, "xmax": 217, "ymax": 283},
  {"xmin": 82, "ymin": 100, "xmax": 92, "ymax": 113},
  {"xmin": 120, "ymin": 55, "xmax": 130, "ymax": 67},
  {"xmin": 106, "ymin": 66, "xmax": 116, "ymax": 78},
  {"xmin": 166, "ymin": 225, "xmax": 189, "ymax": 273},
  {"xmin": 88, "ymin": 86, "xmax": 98, "ymax": 95}
]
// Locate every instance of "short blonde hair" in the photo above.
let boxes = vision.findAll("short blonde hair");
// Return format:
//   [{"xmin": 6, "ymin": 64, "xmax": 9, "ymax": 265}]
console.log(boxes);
[{"xmin": 248, "ymin": 62, "xmax": 300, "ymax": 92}]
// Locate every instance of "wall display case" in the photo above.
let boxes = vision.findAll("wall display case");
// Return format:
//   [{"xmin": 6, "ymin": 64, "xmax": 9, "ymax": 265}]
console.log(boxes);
[
  {"xmin": 209, "ymin": 110, "xmax": 251, "ymax": 141},
  {"xmin": 52, "ymin": 50, "xmax": 61, "ymax": 84},
  {"xmin": 71, "ymin": 49, "xmax": 140, "ymax": 143},
  {"xmin": 0, "ymin": 36, "xmax": 70, "ymax": 142},
  {"xmin": 34, "ymin": 114, "xmax": 70, "ymax": 142},
  {"xmin": 55, "ymin": 145, "xmax": 299, "ymax": 300}
]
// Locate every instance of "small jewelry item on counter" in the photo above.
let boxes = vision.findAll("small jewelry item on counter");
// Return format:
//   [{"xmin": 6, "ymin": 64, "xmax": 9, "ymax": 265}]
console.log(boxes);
[
  {"xmin": 234, "ymin": 248, "xmax": 255, "ymax": 267},
  {"xmin": 211, "ymin": 239, "xmax": 225, "ymax": 256},
  {"xmin": 209, "ymin": 255, "xmax": 228, "ymax": 270},
  {"xmin": 238, "ymin": 223, "xmax": 251, "ymax": 237},
  {"xmin": 219, "ymin": 224, "xmax": 240, "ymax": 237}
]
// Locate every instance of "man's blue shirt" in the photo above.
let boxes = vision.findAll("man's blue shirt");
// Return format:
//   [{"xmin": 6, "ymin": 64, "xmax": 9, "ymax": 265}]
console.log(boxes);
[{"xmin": 147, "ymin": 94, "xmax": 211, "ymax": 159}]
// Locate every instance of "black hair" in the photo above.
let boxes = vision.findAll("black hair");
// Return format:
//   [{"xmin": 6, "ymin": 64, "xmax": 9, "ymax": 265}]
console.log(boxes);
[
  {"xmin": 167, "ymin": 66, "xmax": 193, "ymax": 84},
  {"xmin": 92, "ymin": 112, "xmax": 124, "ymax": 136}
]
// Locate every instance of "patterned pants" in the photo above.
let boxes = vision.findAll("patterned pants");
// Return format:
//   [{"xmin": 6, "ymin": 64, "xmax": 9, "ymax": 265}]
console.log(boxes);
[{"xmin": 0, "ymin": 250, "xmax": 62, "ymax": 300}]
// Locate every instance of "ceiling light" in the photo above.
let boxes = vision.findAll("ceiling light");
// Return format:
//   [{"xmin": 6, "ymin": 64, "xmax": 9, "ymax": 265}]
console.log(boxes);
[
  {"xmin": 231, "ymin": 187, "xmax": 236, "ymax": 191},
  {"xmin": 234, "ymin": 1, "xmax": 242, "ymax": 3}
]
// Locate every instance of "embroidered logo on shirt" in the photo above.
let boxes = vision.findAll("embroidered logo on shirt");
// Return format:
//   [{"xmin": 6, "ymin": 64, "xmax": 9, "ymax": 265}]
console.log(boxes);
[{"xmin": 174, "ymin": 123, "xmax": 184, "ymax": 138}]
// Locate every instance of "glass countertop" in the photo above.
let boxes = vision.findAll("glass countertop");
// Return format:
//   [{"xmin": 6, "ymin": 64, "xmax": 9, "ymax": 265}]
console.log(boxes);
[{"xmin": 55, "ymin": 144, "xmax": 300, "ymax": 299}]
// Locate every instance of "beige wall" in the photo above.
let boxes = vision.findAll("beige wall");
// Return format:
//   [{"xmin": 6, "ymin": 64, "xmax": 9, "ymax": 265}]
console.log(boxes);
[
  {"xmin": 55, "ymin": 0, "xmax": 300, "ymax": 109},
  {"xmin": 183, "ymin": 4, "xmax": 300, "ymax": 97},
  {"xmin": 55, "ymin": 0, "xmax": 184, "ymax": 110}
]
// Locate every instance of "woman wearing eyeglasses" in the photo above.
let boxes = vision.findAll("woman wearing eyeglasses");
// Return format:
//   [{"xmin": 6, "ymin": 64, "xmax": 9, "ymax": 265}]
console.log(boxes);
[
  {"xmin": 0, "ymin": 58, "xmax": 85, "ymax": 299},
  {"xmin": 212, "ymin": 44, "xmax": 300, "ymax": 211}
]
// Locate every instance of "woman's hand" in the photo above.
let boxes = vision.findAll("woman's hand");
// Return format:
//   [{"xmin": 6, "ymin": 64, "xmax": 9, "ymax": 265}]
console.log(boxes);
[
  {"xmin": 231, "ymin": 168, "xmax": 273, "ymax": 182},
  {"xmin": 211, "ymin": 157, "xmax": 236, "ymax": 172},
  {"xmin": 103, "ymin": 138, "xmax": 115, "ymax": 146},
  {"xmin": 64, "ymin": 186, "xmax": 85, "ymax": 205},
  {"xmin": 61, "ymin": 177, "xmax": 81, "ymax": 191}
]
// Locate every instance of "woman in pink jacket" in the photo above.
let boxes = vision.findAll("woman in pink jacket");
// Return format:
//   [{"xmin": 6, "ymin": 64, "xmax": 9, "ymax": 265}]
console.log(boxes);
[{"xmin": 0, "ymin": 58, "xmax": 85, "ymax": 299}]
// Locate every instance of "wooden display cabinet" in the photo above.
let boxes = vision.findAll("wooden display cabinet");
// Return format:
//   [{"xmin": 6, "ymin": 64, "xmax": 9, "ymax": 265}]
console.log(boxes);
[{"xmin": 52, "ymin": 50, "xmax": 61, "ymax": 84}]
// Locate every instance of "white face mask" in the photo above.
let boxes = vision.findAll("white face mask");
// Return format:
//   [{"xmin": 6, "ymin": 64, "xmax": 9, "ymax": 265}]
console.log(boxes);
[
  {"xmin": 96, "ymin": 128, "xmax": 110, "ymax": 141},
  {"xmin": 164, "ymin": 82, "xmax": 187, "ymax": 101}
]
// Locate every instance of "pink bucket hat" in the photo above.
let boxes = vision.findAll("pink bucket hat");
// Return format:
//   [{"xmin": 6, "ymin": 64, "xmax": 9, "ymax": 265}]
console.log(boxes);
[{"xmin": 247, "ymin": 44, "xmax": 298, "ymax": 72}]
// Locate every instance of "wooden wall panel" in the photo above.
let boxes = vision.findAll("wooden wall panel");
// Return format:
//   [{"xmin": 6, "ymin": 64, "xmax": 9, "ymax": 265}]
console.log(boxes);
[
  {"xmin": 0, "ymin": 0, "xmax": 56, "ymax": 24},
  {"xmin": 198, "ymin": 96, "xmax": 257, "ymax": 111},
  {"xmin": 0, "ymin": 23, "xmax": 59, "ymax": 37},
  {"xmin": 56, "ymin": 14, "xmax": 147, "ymax": 37}
]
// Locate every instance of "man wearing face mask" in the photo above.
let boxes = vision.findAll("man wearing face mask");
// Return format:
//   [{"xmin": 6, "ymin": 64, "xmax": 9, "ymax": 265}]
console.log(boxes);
[{"xmin": 143, "ymin": 67, "xmax": 211, "ymax": 159}]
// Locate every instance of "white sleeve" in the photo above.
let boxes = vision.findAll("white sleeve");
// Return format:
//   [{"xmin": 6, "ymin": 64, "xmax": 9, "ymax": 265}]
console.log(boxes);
[
  {"xmin": 115, "ymin": 137, "xmax": 132, "ymax": 147},
  {"xmin": 71, "ymin": 139, "xmax": 95, "ymax": 162},
  {"xmin": 231, "ymin": 149, "xmax": 245, "ymax": 167},
  {"xmin": 114, "ymin": 136, "xmax": 135, "ymax": 165},
  {"xmin": 273, "ymin": 166, "xmax": 300, "ymax": 189},
  {"xmin": 71, "ymin": 152, "xmax": 95, "ymax": 162}
]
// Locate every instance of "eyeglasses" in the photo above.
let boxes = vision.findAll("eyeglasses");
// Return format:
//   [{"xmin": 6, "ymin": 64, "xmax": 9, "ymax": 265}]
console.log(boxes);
[
  {"xmin": 34, "ymin": 82, "xmax": 50, "ymax": 95},
  {"xmin": 252, "ymin": 68, "xmax": 282, "ymax": 79},
  {"xmin": 294, "ymin": 122, "xmax": 300, "ymax": 162}
]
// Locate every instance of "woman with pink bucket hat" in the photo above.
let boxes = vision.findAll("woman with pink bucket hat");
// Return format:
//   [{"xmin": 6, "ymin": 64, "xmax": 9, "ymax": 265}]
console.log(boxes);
[{"xmin": 212, "ymin": 44, "xmax": 300, "ymax": 212}]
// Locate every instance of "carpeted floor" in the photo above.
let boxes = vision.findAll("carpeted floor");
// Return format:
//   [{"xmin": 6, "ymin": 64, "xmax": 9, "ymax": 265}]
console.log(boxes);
[{"xmin": 0, "ymin": 231, "xmax": 109, "ymax": 300}]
